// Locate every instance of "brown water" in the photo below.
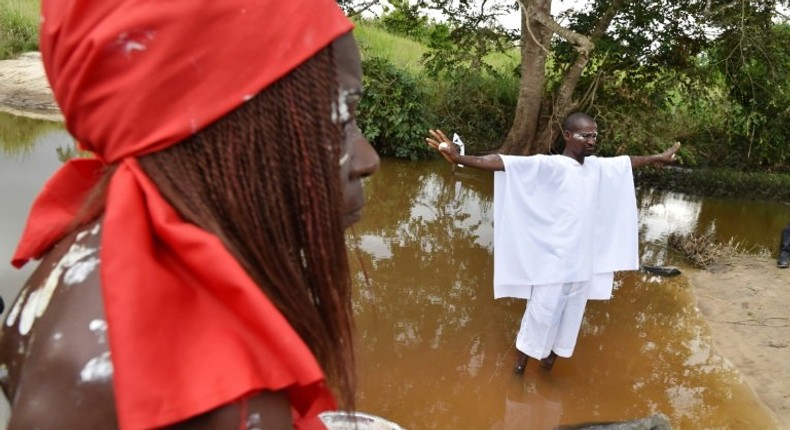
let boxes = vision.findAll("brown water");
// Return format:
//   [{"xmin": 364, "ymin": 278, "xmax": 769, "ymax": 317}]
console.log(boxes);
[
  {"xmin": 0, "ymin": 115, "xmax": 784, "ymax": 429},
  {"xmin": 349, "ymin": 159, "xmax": 782, "ymax": 429}
]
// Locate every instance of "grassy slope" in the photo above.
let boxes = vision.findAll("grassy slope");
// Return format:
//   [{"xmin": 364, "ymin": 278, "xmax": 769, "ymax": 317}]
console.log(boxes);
[
  {"xmin": 353, "ymin": 21, "xmax": 519, "ymax": 74},
  {"xmin": 0, "ymin": 0, "xmax": 39, "ymax": 59}
]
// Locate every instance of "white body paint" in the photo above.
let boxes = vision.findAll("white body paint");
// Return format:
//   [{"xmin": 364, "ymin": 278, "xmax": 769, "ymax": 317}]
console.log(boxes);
[
  {"xmin": 80, "ymin": 352, "xmax": 113, "ymax": 383},
  {"xmin": 89, "ymin": 319, "xmax": 108, "ymax": 344},
  {"xmin": 246, "ymin": 412, "xmax": 263, "ymax": 430},
  {"xmin": 64, "ymin": 257, "xmax": 100, "ymax": 286},
  {"xmin": 12, "ymin": 243, "xmax": 98, "ymax": 336},
  {"xmin": 4, "ymin": 290, "xmax": 26, "ymax": 327}
]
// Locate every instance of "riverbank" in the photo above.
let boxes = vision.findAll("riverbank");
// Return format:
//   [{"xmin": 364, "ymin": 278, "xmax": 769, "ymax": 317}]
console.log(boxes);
[
  {"xmin": 0, "ymin": 51, "xmax": 61, "ymax": 121},
  {"xmin": 688, "ymin": 254, "xmax": 790, "ymax": 429}
]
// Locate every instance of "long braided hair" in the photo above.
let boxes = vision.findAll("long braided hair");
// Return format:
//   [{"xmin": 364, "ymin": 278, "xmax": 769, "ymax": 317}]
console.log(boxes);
[{"xmin": 137, "ymin": 44, "xmax": 356, "ymax": 408}]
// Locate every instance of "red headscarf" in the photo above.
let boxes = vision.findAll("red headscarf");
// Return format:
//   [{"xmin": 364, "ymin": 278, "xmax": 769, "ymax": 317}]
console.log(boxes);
[{"xmin": 13, "ymin": 1, "xmax": 353, "ymax": 429}]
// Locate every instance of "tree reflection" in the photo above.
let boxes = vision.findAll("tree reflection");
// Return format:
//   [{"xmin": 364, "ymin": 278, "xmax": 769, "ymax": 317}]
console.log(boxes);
[{"xmin": 0, "ymin": 111, "xmax": 62, "ymax": 159}]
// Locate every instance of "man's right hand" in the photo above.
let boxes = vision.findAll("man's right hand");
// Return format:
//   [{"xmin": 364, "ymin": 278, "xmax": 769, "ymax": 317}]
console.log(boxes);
[{"xmin": 426, "ymin": 129, "xmax": 459, "ymax": 164}]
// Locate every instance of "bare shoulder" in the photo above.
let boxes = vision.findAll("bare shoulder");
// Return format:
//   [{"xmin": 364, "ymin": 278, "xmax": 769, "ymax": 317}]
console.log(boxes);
[
  {"xmin": 0, "ymin": 219, "xmax": 117, "ymax": 428},
  {"xmin": 0, "ymin": 219, "xmax": 295, "ymax": 429}
]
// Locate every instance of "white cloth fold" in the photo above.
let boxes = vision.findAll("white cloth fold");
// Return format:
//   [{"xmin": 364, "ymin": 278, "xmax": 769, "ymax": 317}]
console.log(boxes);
[{"xmin": 493, "ymin": 154, "xmax": 638, "ymax": 300}]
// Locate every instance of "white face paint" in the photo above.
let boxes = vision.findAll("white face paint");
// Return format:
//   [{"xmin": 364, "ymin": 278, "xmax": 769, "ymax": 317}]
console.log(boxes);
[
  {"xmin": 80, "ymin": 352, "xmax": 113, "ymax": 383},
  {"xmin": 246, "ymin": 412, "xmax": 263, "ymax": 430},
  {"xmin": 331, "ymin": 89, "xmax": 351, "ymax": 124}
]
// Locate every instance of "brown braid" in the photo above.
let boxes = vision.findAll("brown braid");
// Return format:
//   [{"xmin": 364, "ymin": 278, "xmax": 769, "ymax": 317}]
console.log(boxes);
[{"xmin": 136, "ymin": 45, "xmax": 356, "ymax": 409}]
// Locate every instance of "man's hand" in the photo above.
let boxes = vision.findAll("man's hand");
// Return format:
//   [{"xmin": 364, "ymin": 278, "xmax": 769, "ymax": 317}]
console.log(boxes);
[
  {"xmin": 425, "ymin": 129, "xmax": 505, "ymax": 171},
  {"xmin": 426, "ymin": 129, "xmax": 459, "ymax": 164},
  {"xmin": 630, "ymin": 141, "xmax": 682, "ymax": 169},
  {"xmin": 657, "ymin": 141, "xmax": 681, "ymax": 165}
]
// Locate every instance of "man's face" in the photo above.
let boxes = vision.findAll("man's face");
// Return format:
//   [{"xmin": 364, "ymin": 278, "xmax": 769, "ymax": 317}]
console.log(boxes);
[
  {"xmin": 564, "ymin": 118, "xmax": 598, "ymax": 157},
  {"xmin": 331, "ymin": 33, "xmax": 380, "ymax": 229}
]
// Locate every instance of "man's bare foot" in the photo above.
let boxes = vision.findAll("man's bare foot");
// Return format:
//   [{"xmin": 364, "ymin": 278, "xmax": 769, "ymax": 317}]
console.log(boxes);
[
  {"xmin": 513, "ymin": 351, "xmax": 528, "ymax": 374},
  {"xmin": 540, "ymin": 351, "xmax": 557, "ymax": 370}
]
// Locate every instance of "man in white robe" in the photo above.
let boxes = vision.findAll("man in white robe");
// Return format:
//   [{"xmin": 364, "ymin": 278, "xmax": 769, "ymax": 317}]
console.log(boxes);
[{"xmin": 426, "ymin": 112, "xmax": 680, "ymax": 374}]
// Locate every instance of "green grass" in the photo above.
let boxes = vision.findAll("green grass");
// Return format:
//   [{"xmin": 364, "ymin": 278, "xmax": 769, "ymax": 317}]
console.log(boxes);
[
  {"xmin": 353, "ymin": 20, "xmax": 520, "ymax": 75},
  {"xmin": 0, "ymin": 0, "xmax": 39, "ymax": 59},
  {"xmin": 353, "ymin": 22, "xmax": 427, "ymax": 73},
  {"xmin": 483, "ymin": 49, "xmax": 520, "ymax": 74}
]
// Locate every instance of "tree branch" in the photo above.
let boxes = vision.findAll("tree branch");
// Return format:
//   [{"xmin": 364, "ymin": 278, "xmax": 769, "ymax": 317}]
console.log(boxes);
[
  {"xmin": 516, "ymin": 0, "xmax": 594, "ymax": 54},
  {"xmin": 345, "ymin": 0, "xmax": 379, "ymax": 18}
]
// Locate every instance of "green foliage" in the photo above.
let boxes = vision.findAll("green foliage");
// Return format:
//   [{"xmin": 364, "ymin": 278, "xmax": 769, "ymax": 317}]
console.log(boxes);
[
  {"xmin": 635, "ymin": 166, "xmax": 790, "ymax": 201},
  {"xmin": 426, "ymin": 68, "xmax": 518, "ymax": 153},
  {"xmin": 0, "ymin": 0, "xmax": 39, "ymax": 59},
  {"xmin": 706, "ymin": 22, "xmax": 790, "ymax": 170},
  {"xmin": 419, "ymin": 0, "xmax": 518, "ymax": 77},
  {"xmin": 379, "ymin": 0, "xmax": 431, "ymax": 42},
  {"xmin": 358, "ymin": 56, "xmax": 434, "ymax": 160},
  {"xmin": 354, "ymin": 20, "xmax": 519, "ymax": 159}
]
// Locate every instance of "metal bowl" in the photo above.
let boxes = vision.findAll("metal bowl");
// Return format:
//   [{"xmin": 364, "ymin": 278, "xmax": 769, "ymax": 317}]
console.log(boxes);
[{"xmin": 319, "ymin": 411, "xmax": 405, "ymax": 430}]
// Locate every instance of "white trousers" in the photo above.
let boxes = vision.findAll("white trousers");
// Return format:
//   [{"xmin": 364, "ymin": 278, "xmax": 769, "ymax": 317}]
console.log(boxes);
[{"xmin": 515, "ymin": 280, "xmax": 591, "ymax": 360}]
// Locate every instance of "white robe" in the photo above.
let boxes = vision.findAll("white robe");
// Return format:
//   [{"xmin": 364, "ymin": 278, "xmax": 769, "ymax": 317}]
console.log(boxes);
[{"xmin": 493, "ymin": 154, "xmax": 639, "ymax": 300}]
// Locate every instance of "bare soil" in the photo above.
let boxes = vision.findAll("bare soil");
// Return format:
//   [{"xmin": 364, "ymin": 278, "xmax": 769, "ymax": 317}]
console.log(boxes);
[{"xmin": 688, "ymin": 254, "xmax": 790, "ymax": 429}]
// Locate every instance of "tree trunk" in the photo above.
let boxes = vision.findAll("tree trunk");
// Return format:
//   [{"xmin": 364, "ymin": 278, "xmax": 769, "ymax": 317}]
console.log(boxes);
[
  {"xmin": 502, "ymin": 0, "xmax": 629, "ymax": 155},
  {"xmin": 500, "ymin": 0, "xmax": 553, "ymax": 155}
]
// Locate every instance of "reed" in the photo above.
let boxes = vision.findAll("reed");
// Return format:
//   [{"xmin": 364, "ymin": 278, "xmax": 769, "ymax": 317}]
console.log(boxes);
[{"xmin": 0, "ymin": 0, "xmax": 39, "ymax": 59}]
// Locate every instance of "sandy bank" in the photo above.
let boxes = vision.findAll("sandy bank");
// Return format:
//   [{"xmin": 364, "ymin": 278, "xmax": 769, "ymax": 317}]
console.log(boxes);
[{"xmin": 0, "ymin": 52, "xmax": 62, "ymax": 122}]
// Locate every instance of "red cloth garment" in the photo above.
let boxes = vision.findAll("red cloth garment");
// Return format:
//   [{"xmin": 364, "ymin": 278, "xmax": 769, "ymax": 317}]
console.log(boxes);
[{"xmin": 12, "ymin": 1, "xmax": 353, "ymax": 428}]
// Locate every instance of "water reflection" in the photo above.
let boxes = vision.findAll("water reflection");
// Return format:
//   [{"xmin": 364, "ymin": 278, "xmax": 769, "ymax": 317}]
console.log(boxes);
[
  {"xmin": 351, "ymin": 159, "xmax": 778, "ymax": 429},
  {"xmin": 0, "ymin": 111, "xmax": 62, "ymax": 160},
  {"xmin": 0, "ymin": 113, "xmax": 71, "ymax": 318},
  {"xmin": 0, "ymin": 115, "xmax": 781, "ymax": 429}
]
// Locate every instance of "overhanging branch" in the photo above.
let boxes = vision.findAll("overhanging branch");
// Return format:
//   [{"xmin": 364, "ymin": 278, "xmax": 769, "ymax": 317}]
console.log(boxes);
[{"xmin": 515, "ymin": 0, "xmax": 594, "ymax": 54}]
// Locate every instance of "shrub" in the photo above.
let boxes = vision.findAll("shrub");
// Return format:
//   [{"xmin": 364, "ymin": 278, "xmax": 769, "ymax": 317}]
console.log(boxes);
[
  {"xmin": 426, "ymin": 68, "xmax": 518, "ymax": 154},
  {"xmin": 358, "ymin": 56, "xmax": 434, "ymax": 160}
]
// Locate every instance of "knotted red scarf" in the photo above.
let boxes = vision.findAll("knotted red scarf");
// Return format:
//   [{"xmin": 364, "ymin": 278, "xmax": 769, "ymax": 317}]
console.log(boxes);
[{"xmin": 12, "ymin": 1, "xmax": 353, "ymax": 428}]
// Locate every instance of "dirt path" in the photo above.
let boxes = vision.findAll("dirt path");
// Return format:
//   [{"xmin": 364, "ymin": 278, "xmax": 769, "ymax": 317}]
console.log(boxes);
[
  {"xmin": 1, "ymin": 52, "xmax": 788, "ymax": 429},
  {"xmin": 0, "ymin": 52, "xmax": 62, "ymax": 122}
]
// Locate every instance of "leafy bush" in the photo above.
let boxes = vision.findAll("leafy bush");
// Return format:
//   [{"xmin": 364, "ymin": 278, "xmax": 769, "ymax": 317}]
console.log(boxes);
[
  {"xmin": 359, "ymin": 56, "xmax": 434, "ymax": 160},
  {"xmin": 426, "ymin": 68, "xmax": 518, "ymax": 154},
  {"xmin": 635, "ymin": 166, "xmax": 790, "ymax": 201}
]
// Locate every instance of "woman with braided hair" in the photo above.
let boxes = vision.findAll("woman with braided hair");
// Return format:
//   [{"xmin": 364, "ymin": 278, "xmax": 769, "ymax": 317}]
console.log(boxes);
[{"xmin": 0, "ymin": 1, "xmax": 378, "ymax": 429}]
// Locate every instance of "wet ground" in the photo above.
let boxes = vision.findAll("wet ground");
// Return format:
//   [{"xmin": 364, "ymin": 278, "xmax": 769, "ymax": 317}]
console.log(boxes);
[{"xmin": 0, "ymin": 116, "xmax": 785, "ymax": 429}]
